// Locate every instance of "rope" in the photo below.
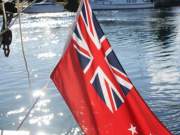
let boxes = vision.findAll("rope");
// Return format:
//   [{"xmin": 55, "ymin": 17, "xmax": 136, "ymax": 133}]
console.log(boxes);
[
  {"xmin": 17, "ymin": 0, "xmax": 32, "ymax": 90},
  {"xmin": 14, "ymin": 0, "xmax": 84, "ymax": 132},
  {"xmin": 16, "ymin": 81, "xmax": 50, "ymax": 130},
  {"xmin": 1, "ymin": 2, "xmax": 7, "ymax": 29},
  {"xmin": 16, "ymin": 97, "xmax": 39, "ymax": 130},
  {"xmin": 15, "ymin": 0, "xmax": 50, "ymax": 126},
  {"xmin": 16, "ymin": 0, "xmax": 84, "ymax": 131}
]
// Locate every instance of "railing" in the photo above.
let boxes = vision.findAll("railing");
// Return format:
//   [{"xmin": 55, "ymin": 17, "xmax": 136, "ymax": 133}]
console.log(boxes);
[{"xmin": 0, "ymin": 130, "xmax": 29, "ymax": 135}]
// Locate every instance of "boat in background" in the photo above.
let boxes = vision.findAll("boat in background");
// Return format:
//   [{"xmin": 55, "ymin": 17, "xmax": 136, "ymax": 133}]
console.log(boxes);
[
  {"xmin": 23, "ymin": 0, "xmax": 64, "ymax": 13},
  {"xmin": 91, "ymin": 0, "xmax": 154, "ymax": 10},
  {"xmin": 23, "ymin": 0, "xmax": 154, "ymax": 13}
]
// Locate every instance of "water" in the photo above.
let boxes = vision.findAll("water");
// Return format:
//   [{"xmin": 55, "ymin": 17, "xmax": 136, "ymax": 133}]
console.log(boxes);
[{"xmin": 0, "ymin": 7, "xmax": 180, "ymax": 135}]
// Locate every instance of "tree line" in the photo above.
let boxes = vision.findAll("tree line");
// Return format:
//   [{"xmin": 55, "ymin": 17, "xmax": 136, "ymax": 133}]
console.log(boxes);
[{"xmin": 63, "ymin": 0, "xmax": 79, "ymax": 12}]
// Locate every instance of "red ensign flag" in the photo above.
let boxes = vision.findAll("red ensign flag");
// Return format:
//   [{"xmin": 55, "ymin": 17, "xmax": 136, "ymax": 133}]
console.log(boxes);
[{"xmin": 51, "ymin": 0, "xmax": 172, "ymax": 134}]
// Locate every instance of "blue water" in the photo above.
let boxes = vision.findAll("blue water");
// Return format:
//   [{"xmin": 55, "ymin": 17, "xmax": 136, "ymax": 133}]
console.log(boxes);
[{"xmin": 0, "ymin": 8, "xmax": 180, "ymax": 135}]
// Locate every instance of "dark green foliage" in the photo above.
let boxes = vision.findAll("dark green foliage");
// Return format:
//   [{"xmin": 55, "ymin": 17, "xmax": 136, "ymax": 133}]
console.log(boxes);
[
  {"xmin": 154, "ymin": 0, "xmax": 180, "ymax": 7},
  {"xmin": 64, "ymin": 0, "xmax": 79, "ymax": 12}
]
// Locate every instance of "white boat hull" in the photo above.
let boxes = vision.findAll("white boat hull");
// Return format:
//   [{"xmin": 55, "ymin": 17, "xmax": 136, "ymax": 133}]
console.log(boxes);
[
  {"xmin": 91, "ymin": 3, "xmax": 154, "ymax": 10},
  {"xmin": 23, "ymin": 3, "xmax": 64, "ymax": 13}
]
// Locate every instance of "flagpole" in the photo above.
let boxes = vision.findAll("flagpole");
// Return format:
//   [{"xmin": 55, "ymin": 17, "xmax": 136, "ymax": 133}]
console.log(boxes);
[{"xmin": 62, "ymin": 0, "xmax": 84, "ymax": 54}]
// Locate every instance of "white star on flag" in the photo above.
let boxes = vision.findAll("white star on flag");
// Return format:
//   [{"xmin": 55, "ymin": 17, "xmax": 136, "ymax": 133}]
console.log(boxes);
[{"xmin": 128, "ymin": 124, "xmax": 138, "ymax": 135}]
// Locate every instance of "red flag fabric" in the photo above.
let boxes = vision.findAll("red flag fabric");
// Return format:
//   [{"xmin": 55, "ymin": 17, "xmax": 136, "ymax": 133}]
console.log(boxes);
[{"xmin": 51, "ymin": 0, "xmax": 172, "ymax": 134}]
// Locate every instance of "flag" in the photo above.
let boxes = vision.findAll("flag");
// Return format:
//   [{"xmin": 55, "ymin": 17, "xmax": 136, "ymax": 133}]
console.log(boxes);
[{"xmin": 51, "ymin": 0, "xmax": 172, "ymax": 134}]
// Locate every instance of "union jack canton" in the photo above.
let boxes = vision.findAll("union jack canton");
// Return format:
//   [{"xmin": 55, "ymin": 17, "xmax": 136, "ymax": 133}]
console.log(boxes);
[{"xmin": 72, "ymin": 1, "xmax": 133, "ymax": 112}]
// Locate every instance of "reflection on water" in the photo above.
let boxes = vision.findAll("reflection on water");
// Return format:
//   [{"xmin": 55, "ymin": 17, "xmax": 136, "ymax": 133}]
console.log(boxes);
[
  {"xmin": 151, "ymin": 9, "xmax": 176, "ymax": 46},
  {"xmin": 7, "ymin": 107, "xmax": 25, "ymax": 116},
  {"xmin": 0, "ymin": 8, "xmax": 180, "ymax": 135}
]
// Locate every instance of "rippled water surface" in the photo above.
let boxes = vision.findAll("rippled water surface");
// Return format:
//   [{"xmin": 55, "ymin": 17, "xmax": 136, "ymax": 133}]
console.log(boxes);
[{"xmin": 0, "ymin": 7, "xmax": 180, "ymax": 135}]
